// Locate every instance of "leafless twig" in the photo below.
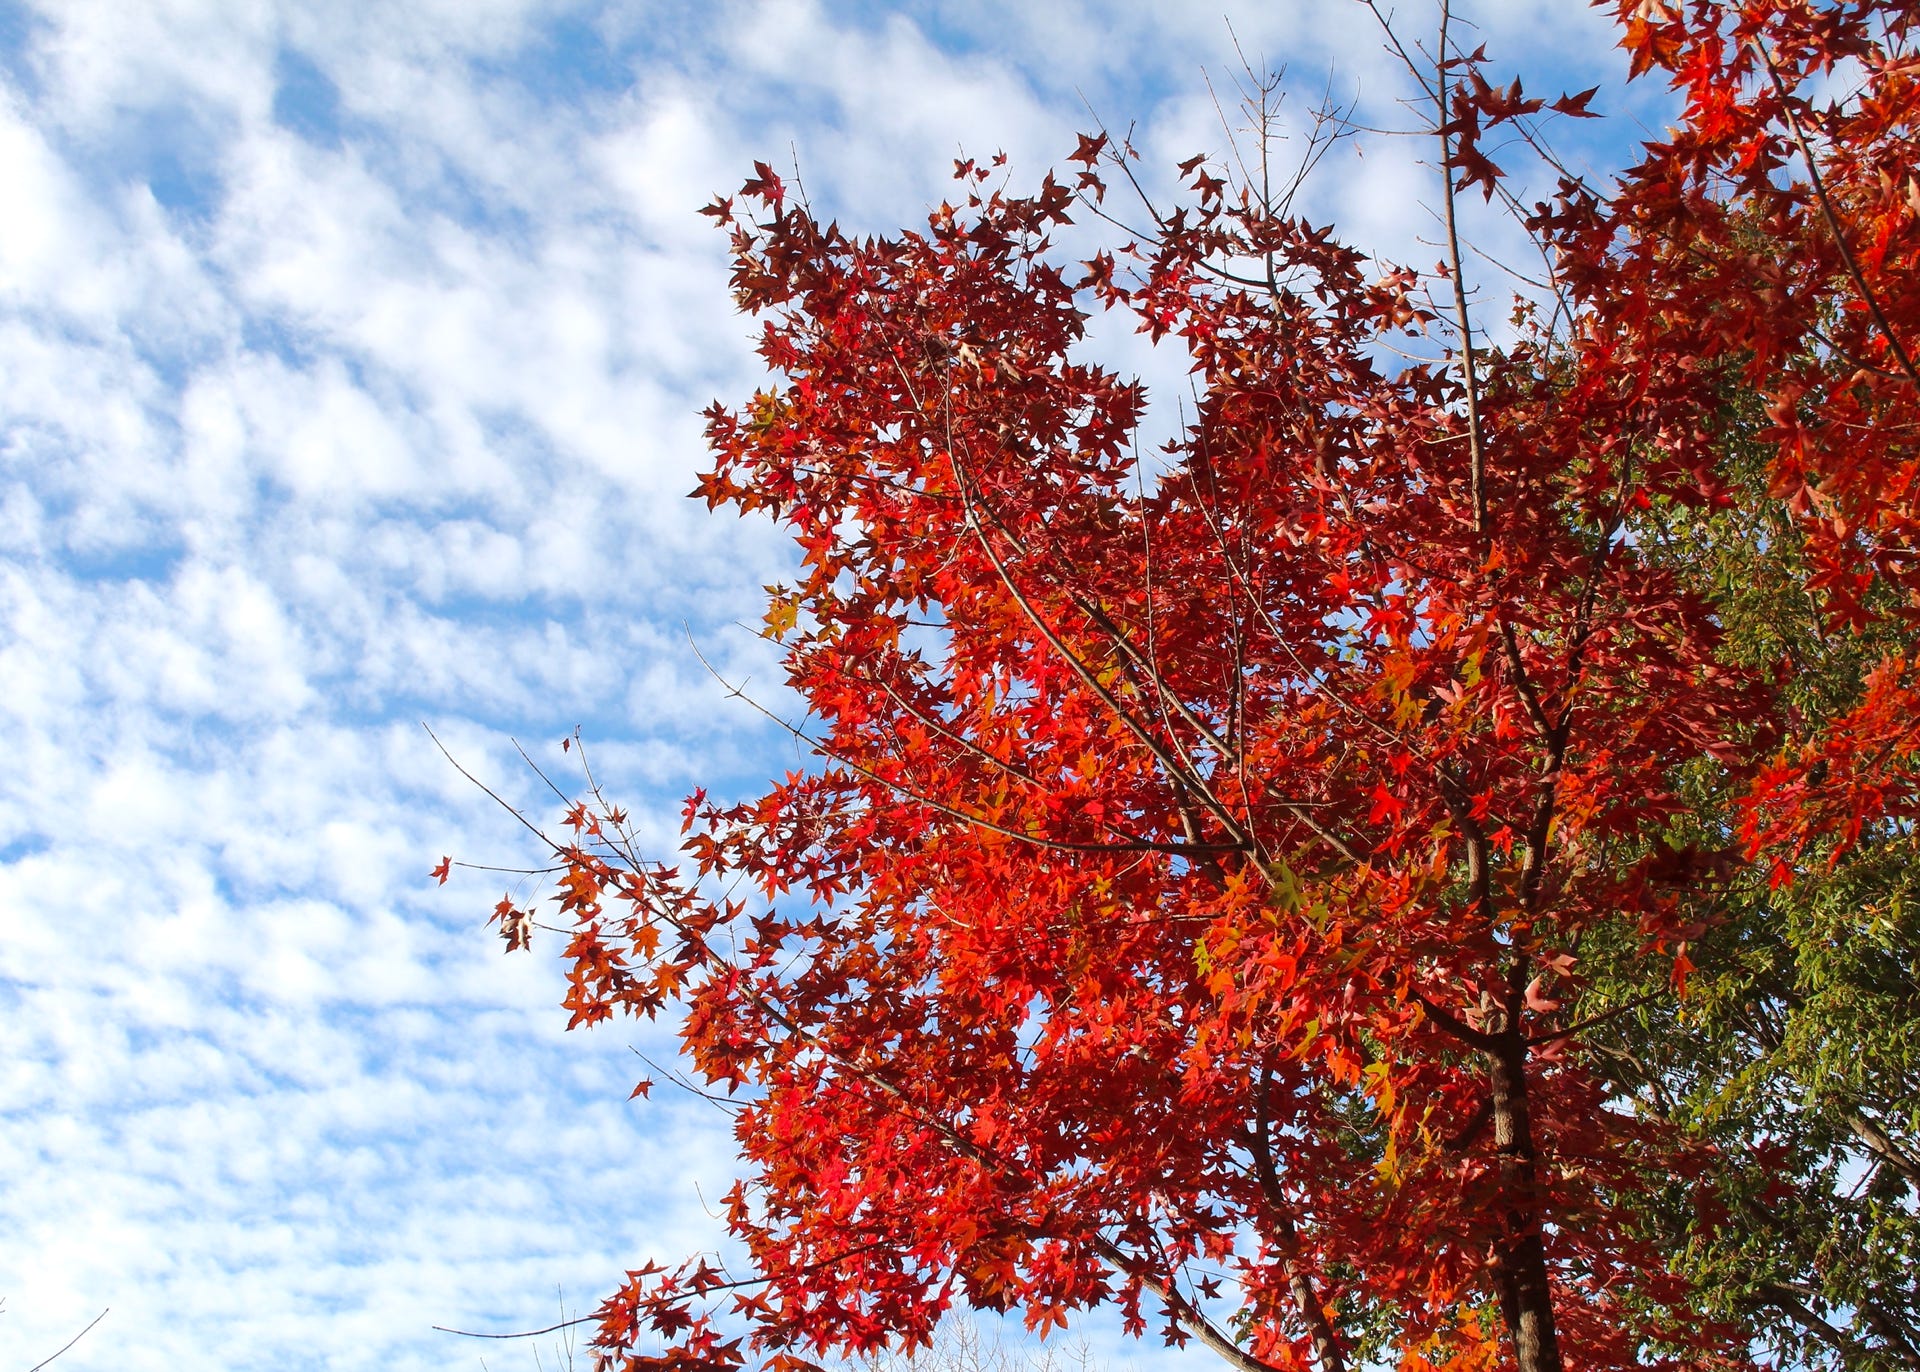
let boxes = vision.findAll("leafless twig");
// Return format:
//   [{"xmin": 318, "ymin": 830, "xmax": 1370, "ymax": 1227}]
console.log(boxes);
[{"xmin": 26, "ymin": 1308, "xmax": 109, "ymax": 1372}]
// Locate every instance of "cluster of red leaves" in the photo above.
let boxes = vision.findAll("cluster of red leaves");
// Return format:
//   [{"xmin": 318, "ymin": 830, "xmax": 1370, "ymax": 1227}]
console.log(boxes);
[
  {"xmin": 1563, "ymin": 1, "xmax": 1920, "ymax": 872},
  {"xmin": 472, "ymin": 5, "xmax": 1920, "ymax": 1372}
]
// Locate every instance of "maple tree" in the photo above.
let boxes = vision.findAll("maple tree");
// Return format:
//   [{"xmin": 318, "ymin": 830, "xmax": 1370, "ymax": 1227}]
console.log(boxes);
[{"xmin": 450, "ymin": 3, "xmax": 1920, "ymax": 1370}]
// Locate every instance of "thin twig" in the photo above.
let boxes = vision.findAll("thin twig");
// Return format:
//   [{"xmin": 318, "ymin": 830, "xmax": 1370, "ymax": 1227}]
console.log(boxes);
[
  {"xmin": 434, "ymin": 1316, "xmax": 598, "ymax": 1341},
  {"xmin": 26, "ymin": 1309, "xmax": 109, "ymax": 1372},
  {"xmin": 423, "ymin": 724, "xmax": 557, "ymax": 852},
  {"xmin": 1527, "ymin": 991, "xmax": 1665, "ymax": 1046},
  {"xmin": 1432, "ymin": 0, "xmax": 1490, "ymax": 534}
]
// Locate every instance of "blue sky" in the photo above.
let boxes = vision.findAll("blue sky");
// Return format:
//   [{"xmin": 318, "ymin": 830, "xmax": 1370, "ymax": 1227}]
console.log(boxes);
[{"xmin": 0, "ymin": 2, "xmax": 1656, "ymax": 1368}]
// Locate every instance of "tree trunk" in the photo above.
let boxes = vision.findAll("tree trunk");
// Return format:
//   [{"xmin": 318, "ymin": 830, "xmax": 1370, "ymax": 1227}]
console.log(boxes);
[{"xmin": 1488, "ymin": 1035, "xmax": 1564, "ymax": 1372}]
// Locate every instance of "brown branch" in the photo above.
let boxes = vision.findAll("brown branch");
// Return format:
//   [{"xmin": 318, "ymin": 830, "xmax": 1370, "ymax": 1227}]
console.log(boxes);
[
  {"xmin": 433, "ymin": 1246, "xmax": 894, "ymax": 1340},
  {"xmin": 1526, "ymin": 991, "xmax": 1665, "ymax": 1047},
  {"xmin": 1251, "ymin": 1066, "xmax": 1349, "ymax": 1372},
  {"xmin": 1085, "ymin": 1232, "xmax": 1291, "ymax": 1372},
  {"xmin": 945, "ymin": 432, "xmax": 1263, "ymax": 833},
  {"xmin": 1756, "ymin": 40, "xmax": 1920, "ymax": 392},
  {"xmin": 1757, "ymin": 1282, "xmax": 1879, "ymax": 1368},
  {"xmin": 1434, "ymin": 767, "xmax": 1493, "ymax": 908},
  {"xmin": 1278, "ymin": 803, "xmax": 1368, "ymax": 868},
  {"xmin": 1414, "ymin": 992, "xmax": 1502, "ymax": 1052},
  {"xmin": 1849, "ymin": 1109, "xmax": 1920, "ymax": 1191},
  {"xmin": 424, "ymin": 724, "xmax": 562, "ymax": 853},
  {"xmin": 1859, "ymin": 1298, "xmax": 1920, "ymax": 1372},
  {"xmin": 1445, "ymin": 1096, "xmax": 1495, "ymax": 1155},
  {"xmin": 869, "ymin": 671, "xmax": 1046, "ymax": 789},
  {"xmin": 1178, "ymin": 434, "xmax": 1410, "ymax": 865},
  {"xmin": 1497, "ymin": 621, "xmax": 1557, "ymax": 745}
]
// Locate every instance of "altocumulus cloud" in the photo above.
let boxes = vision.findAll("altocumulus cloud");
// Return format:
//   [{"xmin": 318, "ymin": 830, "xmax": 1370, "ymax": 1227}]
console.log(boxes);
[{"xmin": 0, "ymin": 2, "xmax": 1640, "ymax": 1368}]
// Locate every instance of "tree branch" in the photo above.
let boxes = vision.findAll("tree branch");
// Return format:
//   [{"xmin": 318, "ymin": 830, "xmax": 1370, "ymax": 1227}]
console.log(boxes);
[
  {"xmin": 1849, "ymin": 1109, "xmax": 1920, "ymax": 1191},
  {"xmin": 1755, "ymin": 40, "xmax": 1920, "ymax": 392},
  {"xmin": 1414, "ymin": 993, "xmax": 1502, "ymax": 1052},
  {"xmin": 1251, "ymin": 1066, "xmax": 1348, "ymax": 1372},
  {"xmin": 27, "ymin": 1309, "xmax": 109, "ymax": 1372}
]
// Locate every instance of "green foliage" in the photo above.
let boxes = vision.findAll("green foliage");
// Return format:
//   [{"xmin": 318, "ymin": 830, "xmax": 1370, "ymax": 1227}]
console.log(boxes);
[{"xmin": 1577, "ymin": 405, "xmax": 1920, "ymax": 1370}]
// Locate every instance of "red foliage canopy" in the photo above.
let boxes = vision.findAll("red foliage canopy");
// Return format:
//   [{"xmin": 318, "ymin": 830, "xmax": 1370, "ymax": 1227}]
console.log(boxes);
[{"xmin": 467, "ymin": 4, "xmax": 1920, "ymax": 1371}]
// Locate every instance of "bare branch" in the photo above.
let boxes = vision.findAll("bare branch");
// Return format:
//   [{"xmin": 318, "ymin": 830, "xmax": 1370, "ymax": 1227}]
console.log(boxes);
[
  {"xmin": 26, "ymin": 1309, "xmax": 109, "ymax": 1372},
  {"xmin": 435, "ymin": 1317, "xmax": 598, "ymax": 1341}
]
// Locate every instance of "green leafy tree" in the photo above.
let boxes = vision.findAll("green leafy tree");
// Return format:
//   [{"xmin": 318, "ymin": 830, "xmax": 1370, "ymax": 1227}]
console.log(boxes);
[{"xmin": 1578, "ymin": 404, "xmax": 1920, "ymax": 1370}]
